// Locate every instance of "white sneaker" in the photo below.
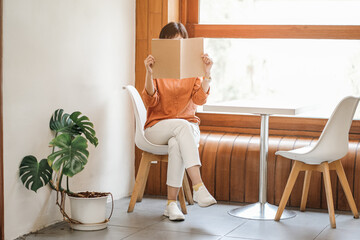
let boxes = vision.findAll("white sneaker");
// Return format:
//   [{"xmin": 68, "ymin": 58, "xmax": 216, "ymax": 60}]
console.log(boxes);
[
  {"xmin": 164, "ymin": 202, "xmax": 185, "ymax": 221},
  {"xmin": 193, "ymin": 185, "xmax": 217, "ymax": 207}
]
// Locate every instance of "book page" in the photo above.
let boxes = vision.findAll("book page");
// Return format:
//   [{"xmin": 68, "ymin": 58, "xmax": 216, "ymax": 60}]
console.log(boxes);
[
  {"xmin": 180, "ymin": 38, "xmax": 205, "ymax": 79},
  {"xmin": 151, "ymin": 39, "xmax": 181, "ymax": 79}
]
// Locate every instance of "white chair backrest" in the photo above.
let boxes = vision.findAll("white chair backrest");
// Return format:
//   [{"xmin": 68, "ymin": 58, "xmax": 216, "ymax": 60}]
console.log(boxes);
[
  {"xmin": 125, "ymin": 85, "xmax": 168, "ymax": 155},
  {"xmin": 309, "ymin": 96, "xmax": 360, "ymax": 162}
]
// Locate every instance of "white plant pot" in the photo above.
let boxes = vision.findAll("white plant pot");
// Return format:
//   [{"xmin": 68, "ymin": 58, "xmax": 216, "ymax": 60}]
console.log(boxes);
[{"xmin": 69, "ymin": 195, "xmax": 109, "ymax": 231}]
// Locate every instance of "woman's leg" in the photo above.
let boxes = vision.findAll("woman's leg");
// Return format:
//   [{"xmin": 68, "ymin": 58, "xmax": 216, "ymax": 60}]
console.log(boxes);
[
  {"xmin": 145, "ymin": 119, "xmax": 201, "ymax": 187},
  {"xmin": 186, "ymin": 165, "xmax": 202, "ymax": 186},
  {"xmin": 167, "ymin": 133, "xmax": 204, "ymax": 198},
  {"xmin": 165, "ymin": 137, "xmax": 185, "ymax": 221},
  {"xmin": 164, "ymin": 184, "xmax": 184, "ymax": 221},
  {"xmin": 167, "ymin": 137, "xmax": 186, "ymax": 188},
  {"xmin": 145, "ymin": 119, "xmax": 216, "ymax": 208},
  {"xmin": 186, "ymin": 162, "xmax": 217, "ymax": 207},
  {"xmin": 167, "ymin": 186, "xmax": 180, "ymax": 201},
  {"xmin": 145, "ymin": 120, "xmax": 194, "ymax": 220}
]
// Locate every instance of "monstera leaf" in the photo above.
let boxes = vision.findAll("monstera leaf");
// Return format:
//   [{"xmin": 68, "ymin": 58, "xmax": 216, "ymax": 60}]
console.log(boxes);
[
  {"xmin": 49, "ymin": 109, "xmax": 81, "ymax": 135},
  {"xmin": 19, "ymin": 155, "xmax": 53, "ymax": 192},
  {"xmin": 48, "ymin": 134, "xmax": 89, "ymax": 177},
  {"xmin": 70, "ymin": 111, "xmax": 98, "ymax": 147}
]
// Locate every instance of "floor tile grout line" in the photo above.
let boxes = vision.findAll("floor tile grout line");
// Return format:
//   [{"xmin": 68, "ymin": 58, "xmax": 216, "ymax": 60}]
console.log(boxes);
[
  {"xmin": 312, "ymin": 223, "xmax": 331, "ymax": 240},
  {"xmin": 312, "ymin": 213, "xmax": 344, "ymax": 240},
  {"xmin": 107, "ymin": 223, "xmax": 144, "ymax": 230},
  {"xmin": 218, "ymin": 235, "xmax": 263, "ymax": 240},
  {"xmin": 112, "ymin": 214, "xmax": 168, "ymax": 239},
  {"xmin": 138, "ymin": 205, "xmax": 243, "ymax": 237},
  {"xmin": 138, "ymin": 210, "xmax": 237, "ymax": 237},
  {"xmin": 120, "ymin": 219, "xmax": 223, "ymax": 239},
  {"xmin": 147, "ymin": 219, "xmax": 223, "ymax": 237},
  {"xmin": 149, "ymin": 228, "xmax": 222, "ymax": 238},
  {"xmin": 120, "ymin": 227, "xmax": 147, "ymax": 240},
  {"xmin": 221, "ymin": 219, "xmax": 248, "ymax": 238},
  {"xmin": 119, "ymin": 216, "xmax": 167, "ymax": 240}
]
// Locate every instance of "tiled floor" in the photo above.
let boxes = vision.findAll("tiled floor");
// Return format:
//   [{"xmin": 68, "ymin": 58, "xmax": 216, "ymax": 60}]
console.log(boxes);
[{"xmin": 17, "ymin": 196, "xmax": 360, "ymax": 240}]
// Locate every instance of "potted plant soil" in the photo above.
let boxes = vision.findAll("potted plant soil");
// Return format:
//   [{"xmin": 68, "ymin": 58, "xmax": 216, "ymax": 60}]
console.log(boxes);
[{"xmin": 19, "ymin": 109, "xmax": 113, "ymax": 231}]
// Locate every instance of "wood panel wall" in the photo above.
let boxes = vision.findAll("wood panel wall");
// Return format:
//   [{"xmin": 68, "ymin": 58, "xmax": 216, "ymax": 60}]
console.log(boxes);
[
  {"xmin": 138, "ymin": 112, "xmax": 360, "ymax": 211},
  {"xmin": 140, "ymin": 131, "xmax": 360, "ymax": 212}
]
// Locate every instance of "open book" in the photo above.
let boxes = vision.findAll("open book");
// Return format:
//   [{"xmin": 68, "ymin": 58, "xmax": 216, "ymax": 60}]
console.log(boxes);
[{"xmin": 151, "ymin": 38, "xmax": 205, "ymax": 79}]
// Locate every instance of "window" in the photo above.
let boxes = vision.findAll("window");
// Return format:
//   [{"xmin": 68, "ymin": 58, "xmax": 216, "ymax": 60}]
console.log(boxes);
[
  {"xmin": 187, "ymin": 0, "xmax": 360, "ymax": 118},
  {"xmin": 204, "ymin": 38, "xmax": 360, "ymax": 118},
  {"xmin": 200, "ymin": 0, "xmax": 360, "ymax": 25}
]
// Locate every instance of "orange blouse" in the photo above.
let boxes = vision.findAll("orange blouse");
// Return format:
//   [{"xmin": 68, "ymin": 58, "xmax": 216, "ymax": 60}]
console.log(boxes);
[{"xmin": 142, "ymin": 77, "xmax": 210, "ymax": 129}]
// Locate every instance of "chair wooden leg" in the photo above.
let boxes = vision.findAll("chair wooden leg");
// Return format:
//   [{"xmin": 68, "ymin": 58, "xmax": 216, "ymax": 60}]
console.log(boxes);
[
  {"xmin": 137, "ymin": 153, "xmax": 161, "ymax": 202},
  {"xmin": 128, "ymin": 157, "xmax": 151, "ymax": 213},
  {"xmin": 333, "ymin": 160, "xmax": 359, "ymax": 218},
  {"xmin": 275, "ymin": 161, "xmax": 302, "ymax": 221},
  {"xmin": 322, "ymin": 162, "xmax": 336, "ymax": 228},
  {"xmin": 178, "ymin": 187, "xmax": 187, "ymax": 214},
  {"xmin": 300, "ymin": 170, "xmax": 312, "ymax": 212},
  {"xmin": 182, "ymin": 172, "xmax": 194, "ymax": 205},
  {"xmin": 137, "ymin": 162, "xmax": 156, "ymax": 203},
  {"xmin": 137, "ymin": 163, "xmax": 151, "ymax": 202}
]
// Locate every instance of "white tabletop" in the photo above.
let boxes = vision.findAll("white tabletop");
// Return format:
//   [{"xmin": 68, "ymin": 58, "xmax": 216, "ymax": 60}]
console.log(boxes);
[{"xmin": 203, "ymin": 100, "xmax": 311, "ymax": 116}]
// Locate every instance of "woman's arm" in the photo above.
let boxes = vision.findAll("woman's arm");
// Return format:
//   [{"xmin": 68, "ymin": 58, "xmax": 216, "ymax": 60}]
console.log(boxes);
[
  {"xmin": 142, "ymin": 55, "xmax": 159, "ymax": 107},
  {"xmin": 192, "ymin": 78, "xmax": 210, "ymax": 105},
  {"xmin": 201, "ymin": 53, "xmax": 213, "ymax": 93},
  {"xmin": 191, "ymin": 53, "xmax": 213, "ymax": 105},
  {"xmin": 144, "ymin": 55, "xmax": 155, "ymax": 96}
]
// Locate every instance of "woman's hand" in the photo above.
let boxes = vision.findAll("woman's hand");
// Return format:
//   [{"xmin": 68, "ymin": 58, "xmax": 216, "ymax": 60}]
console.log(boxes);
[
  {"xmin": 201, "ymin": 53, "xmax": 212, "ymax": 93},
  {"xmin": 144, "ymin": 55, "xmax": 155, "ymax": 95},
  {"xmin": 144, "ymin": 55, "xmax": 155, "ymax": 74},
  {"xmin": 201, "ymin": 53, "xmax": 213, "ymax": 78}
]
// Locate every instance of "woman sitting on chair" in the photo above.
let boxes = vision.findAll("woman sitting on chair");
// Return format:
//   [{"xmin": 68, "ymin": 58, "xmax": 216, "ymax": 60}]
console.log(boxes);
[{"xmin": 142, "ymin": 22, "xmax": 216, "ymax": 221}]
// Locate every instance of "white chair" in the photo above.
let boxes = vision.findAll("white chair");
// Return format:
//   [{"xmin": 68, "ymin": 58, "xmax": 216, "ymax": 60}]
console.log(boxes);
[
  {"xmin": 275, "ymin": 96, "xmax": 360, "ymax": 228},
  {"xmin": 124, "ymin": 85, "xmax": 193, "ymax": 214}
]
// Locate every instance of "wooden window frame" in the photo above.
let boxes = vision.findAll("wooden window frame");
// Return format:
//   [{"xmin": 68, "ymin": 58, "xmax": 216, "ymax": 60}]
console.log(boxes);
[
  {"xmin": 182, "ymin": 0, "xmax": 360, "ymax": 39},
  {"xmin": 181, "ymin": 0, "xmax": 360, "ymax": 137}
]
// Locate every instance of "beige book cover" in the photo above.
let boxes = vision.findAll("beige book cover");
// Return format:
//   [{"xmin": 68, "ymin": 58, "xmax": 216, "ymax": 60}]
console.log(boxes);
[{"xmin": 151, "ymin": 38, "xmax": 205, "ymax": 79}]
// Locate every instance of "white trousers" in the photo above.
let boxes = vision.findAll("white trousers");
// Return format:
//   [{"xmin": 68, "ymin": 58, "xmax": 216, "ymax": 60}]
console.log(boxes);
[{"xmin": 144, "ymin": 119, "xmax": 201, "ymax": 188}]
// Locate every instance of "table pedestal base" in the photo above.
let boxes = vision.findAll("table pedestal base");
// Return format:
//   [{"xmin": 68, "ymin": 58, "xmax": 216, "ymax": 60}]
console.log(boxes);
[{"xmin": 228, "ymin": 202, "xmax": 296, "ymax": 220}]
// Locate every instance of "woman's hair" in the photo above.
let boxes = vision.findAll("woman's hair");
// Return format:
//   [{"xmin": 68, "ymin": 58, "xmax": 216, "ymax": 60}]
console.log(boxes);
[{"xmin": 159, "ymin": 22, "xmax": 188, "ymax": 39}]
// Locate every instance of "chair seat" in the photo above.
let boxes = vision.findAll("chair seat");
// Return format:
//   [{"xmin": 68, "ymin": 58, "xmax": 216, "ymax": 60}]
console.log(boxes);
[
  {"xmin": 276, "ymin": 145, "xmax": 345, "ymax": 165},
  {"xmin": 276, "ymin": 146, "xmax": 316, "ymax": 164},
  {"xmin": 136, "ymin": 134, "xmax": 199, "ymax": 156},
  {"xmin": 135, "ymin": 135, "xmax": 169, "ymax": 155}
]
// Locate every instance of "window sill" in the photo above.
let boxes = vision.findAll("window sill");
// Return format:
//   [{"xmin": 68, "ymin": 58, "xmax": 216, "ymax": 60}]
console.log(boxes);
[{"xmin": 196, "ymin": 111, "xmax": 360, "ymax": 140}]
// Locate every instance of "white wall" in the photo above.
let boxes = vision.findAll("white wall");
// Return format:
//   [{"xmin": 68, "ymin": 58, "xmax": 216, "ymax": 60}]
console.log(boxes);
[{"xmin": 2, "ymin": 0, "xmax": 135, "ymax": 239}]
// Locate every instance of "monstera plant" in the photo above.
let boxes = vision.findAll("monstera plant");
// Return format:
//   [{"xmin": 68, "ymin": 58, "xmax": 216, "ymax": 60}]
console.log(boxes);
[
  {"xmin": 18, "ymin": 109, "xmax": 112, "ymax": 231},
  {"xmin": 19, "ymin": 109, "xmax": 98, "ymax": 194}
]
